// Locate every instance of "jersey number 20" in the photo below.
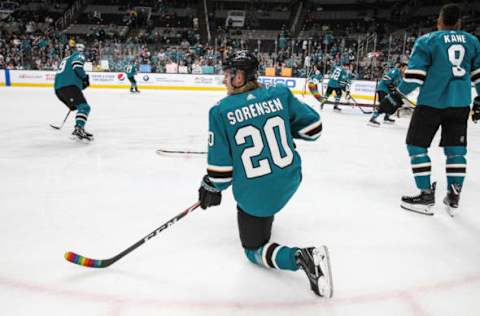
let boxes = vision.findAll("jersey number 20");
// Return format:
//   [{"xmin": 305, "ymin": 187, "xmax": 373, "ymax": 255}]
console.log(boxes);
[{"xmin": 235, "ymin": 116, "xmax": 293, "ymax": 178}]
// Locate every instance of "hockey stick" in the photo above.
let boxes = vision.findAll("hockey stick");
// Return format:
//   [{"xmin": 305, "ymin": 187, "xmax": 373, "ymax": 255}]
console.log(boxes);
[
  {"xmin": 156, "ymin": 149, "xmax": 207, "ymax": 155},
  {"xmin": 347, "ymin": 92, "xmax": 373, "ymax": 114},
  {"xmin": 64, "ymin": 201, "xmax": 201, "ymax": 268},
  {"xmin": 50, "ymin": 110, "xmax": 71, "ymax": 130}
]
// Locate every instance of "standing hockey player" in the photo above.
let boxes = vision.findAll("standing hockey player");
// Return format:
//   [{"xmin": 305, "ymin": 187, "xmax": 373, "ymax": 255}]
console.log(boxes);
[
  {"xmin": 54, "ymin": 43, "xmax": 93, "ymax": 142},
  {"xmin": 319, "ymin": 63, "xmax": 350, "ymax": 111},
  {"xmin": 126, "ymin": 62, "xmax": 139, "ymax": 93},
  {"xmin": 368, "ymin": 62, "xmax": 407, "ymax": 126},
  {"xmin": 197, "ymin": 50, "xmax": 333, "ymax": 297},
  {"xmin": 378, "ymin": 4, "xmax": 480, "ymax": 216}
]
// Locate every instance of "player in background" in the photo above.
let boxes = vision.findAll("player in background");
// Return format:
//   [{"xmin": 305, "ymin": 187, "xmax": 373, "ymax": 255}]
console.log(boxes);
[
  {"xmin": 319, "ymin": 62, "xmax": 350, "ymax": 111},
  {"xmin": 126, "ymin": 62, "xmax": 139, "ymax": 93},
  {"xmin": 368, "ymin": 62, "xmax": 407, "ymax": 127},
  {"xmin": 197, "ymin": 50, "xmax": 333, "ymax": 297},
  {"xmin": 54, "ymin": 43, "xmax": 93, "ymax": 142},
  {"xmin": 341, "ymin": 65, "xmax": 356, "ymax": 102},
  {"xmin": 307, "ymin": 66, "xmax": 324, "ymax": 107},
  {"xmin": 378, "ymin": 4, "xmax": 480, "ymax": 215}
]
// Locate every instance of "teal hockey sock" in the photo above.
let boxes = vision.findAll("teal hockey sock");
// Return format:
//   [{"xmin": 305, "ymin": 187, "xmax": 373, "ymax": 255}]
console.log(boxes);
[
  {"xmin": 244, "ymin": 243, "xmax": 299, "ymax": 271},
  {"xmin": 444, "ymin": 146, "xmax": 466, "ymax": 189},
  {"xmin": 75, "ymin": 103, "xmax": 91, "ymax": 127},
  {"xmin": 407, "ymin": 145, "xmax": 431, "ymax": 190}
]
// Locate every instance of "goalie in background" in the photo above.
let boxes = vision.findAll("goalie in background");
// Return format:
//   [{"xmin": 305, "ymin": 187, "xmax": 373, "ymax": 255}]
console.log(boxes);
[
  {"xmin": 197, "ymin": 50, "xmax": 333, "ymax": 297},
  {"xmin": 368, "ymin": 62, "xmax": 407, "ymax": 127}
]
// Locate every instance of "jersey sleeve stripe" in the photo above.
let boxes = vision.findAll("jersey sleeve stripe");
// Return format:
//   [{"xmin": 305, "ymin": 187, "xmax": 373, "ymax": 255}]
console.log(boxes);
[
  {"xmin": 405, "ymin": 69, "xmax": 427, "ymax": 76},
  {"xmin": 404, "ymin": 68, "xmax": 426, "ymax": 85},
  {"xmin": 298, "ymin": 120, "xmax": 322, "ymax": 140},
  {"xmin": 72, "ymin": 61, "xmax": 84, "ymax": 66},
  {"xmin": 471, "ymin": 69, "xmax": 480, "ymax": 84},
  {"xmin": 207, "ymin": 164, "xmax": 233, "ymax": 172},
  {"xmin": 404, "ymin": 72, "xmax": 426, "ymax": 81},
  {"xmin": 209, "ymin": 177, "xmax": 232, "ymax": 183},
  {"xmin": 72, "ymin": 64, "xmax": 83, "ymax": 69},
  {"xmin": 207, "ymin": 169, "xmax": 233, "ymax": 178}
]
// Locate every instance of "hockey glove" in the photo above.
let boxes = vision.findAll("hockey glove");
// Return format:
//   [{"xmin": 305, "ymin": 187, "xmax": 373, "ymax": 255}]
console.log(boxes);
[
  {"xmin": 199, "ymin": 175, "xmax": 222, "ymax": 209},
  {"xmin": 387, "ymin": 83, "xmax": 396, "ymax": 92},
  {"xmin": 472, "ymin": 96, "xmax": 480, "ymax": 124},
  {"xmin": 377, "ymin": 90, "xmax": 403, "ymax": 115},
  {"xmin": 82, "ymin": 75, "xmax": 90, "ymax": 89}
]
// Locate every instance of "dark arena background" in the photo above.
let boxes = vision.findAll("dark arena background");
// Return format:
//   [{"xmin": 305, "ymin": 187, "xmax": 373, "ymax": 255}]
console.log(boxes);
[{"xmin": 0, "ymin": 1, "xmax": 480, "ymax": 315}]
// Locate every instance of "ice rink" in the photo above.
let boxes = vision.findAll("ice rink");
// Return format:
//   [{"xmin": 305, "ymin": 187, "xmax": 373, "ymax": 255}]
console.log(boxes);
[{"xmin": 1, "ymin": 87, "xmax": 480, "ymax": 316}]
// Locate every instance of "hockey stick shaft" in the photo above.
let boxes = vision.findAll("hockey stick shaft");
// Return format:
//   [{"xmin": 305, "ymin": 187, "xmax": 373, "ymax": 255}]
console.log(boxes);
[
  {"xmin": 65, "ymin": 201, "xmax": 201, "ymax": 268},
  {"xmin": 347, "ymin": 93, "xmax": 373, "ymax": 114},
  {"xmin": 156, "ymin": 149, "xmax": 207, "ymax": 155},
  {"xmin": 50, "ymin": 110, "xmax": 71, "ymax": 130}
]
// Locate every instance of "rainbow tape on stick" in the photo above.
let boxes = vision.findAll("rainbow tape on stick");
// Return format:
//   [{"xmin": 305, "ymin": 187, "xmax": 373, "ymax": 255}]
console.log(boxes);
[
  {"xmin": 308, "ymin": 82, "xmax": 323, "ymax": 101},
  {"xmin": 64, "ymin": 251, "xmax": 102, "ymax": 268}
]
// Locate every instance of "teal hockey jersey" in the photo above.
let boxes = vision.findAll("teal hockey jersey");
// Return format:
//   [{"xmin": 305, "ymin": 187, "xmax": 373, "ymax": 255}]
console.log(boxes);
[
  {"xmin": 398, "ymin": 30, "xmax": 480, "ymax": 108},
  {"xmin": 54, "ymin": 52, "xmax": 87, "ymax": 90},
  {"xmin": 206, "ymin": 84, "xmax": 322, "ymax": 217},
  {"xmin": 327, "ymin": 66, "xmax": 349, "ymax": 88},
  {"xmin": 378, "ymin": 68, "xmax": 402, "ymax": 94},
  {"xmin": 126, "ymin": 64, "xmax": 137, "ymax": 78},
  {"xmin": 309, "ymin": 73, "xmax": 323, "ymax": 85}
]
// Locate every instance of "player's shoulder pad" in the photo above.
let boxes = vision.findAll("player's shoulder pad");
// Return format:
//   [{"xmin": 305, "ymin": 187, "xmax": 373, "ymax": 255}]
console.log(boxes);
[
  {"xmin": 416, "ymin": 32, "xmax": 433, "ymax": 45},
  {"xmin": 210, "ymin": 98, "xmax": 229, "ymax": 114}
]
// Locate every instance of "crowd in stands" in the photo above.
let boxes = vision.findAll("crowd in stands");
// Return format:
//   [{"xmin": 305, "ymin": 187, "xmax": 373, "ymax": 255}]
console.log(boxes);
[
  {"xmin": 0, "ymin": 16, "xmax": 416, "ymax": 80},
  {"xmin": 1, "ymin": 0, "xmax": 478, "ymax": 80}
]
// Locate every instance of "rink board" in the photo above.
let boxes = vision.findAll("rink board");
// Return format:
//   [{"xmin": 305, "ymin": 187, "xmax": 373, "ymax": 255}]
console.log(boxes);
[
  {"xmin": 2, "ymin": 69, "xmax": 476, "ymax": 103},
  {"xmin": 1, "ymin": 70, "xmax": 380, "ymax": 103}
]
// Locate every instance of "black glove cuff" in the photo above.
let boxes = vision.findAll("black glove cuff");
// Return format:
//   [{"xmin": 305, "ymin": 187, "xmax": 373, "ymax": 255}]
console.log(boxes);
[{"xmin": 201, "ymin": 176, "xmax": 220, "ymax": 193}]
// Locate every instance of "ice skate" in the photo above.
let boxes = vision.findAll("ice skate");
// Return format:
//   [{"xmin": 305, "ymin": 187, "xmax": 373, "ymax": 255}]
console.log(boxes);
[
  {"xmin": 401, "ymin": 182, "xmax": 436, "ymax": 215},
  {"xmin": 368, "ymin": 117, "xmax": 380, "ymax": 127},
  {"xmin": 296, "ymin": 246, "xmax": 333, "ymax": 298},
  {"xmin": 71, "ymin": 126, "xmax": 94, "ymax": 142},
  {"xmin": 443, "ymin": 183, "xmax": 461, "ymax": 217},
  {"xmin": 383, "ymin": 116, "xmax": 395, "ymax": 124}
]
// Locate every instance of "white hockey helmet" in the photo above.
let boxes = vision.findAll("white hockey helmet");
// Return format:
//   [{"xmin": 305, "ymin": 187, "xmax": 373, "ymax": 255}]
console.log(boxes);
[{"xmin": 75, "ymin": 43, "xmax": 85, "ymax": 52}]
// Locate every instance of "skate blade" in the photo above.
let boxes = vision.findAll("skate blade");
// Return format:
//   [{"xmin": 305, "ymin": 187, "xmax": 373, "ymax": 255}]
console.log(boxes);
[
  {"xmin": 400, "ymin": 202, "xmax": 434, "ymax": 216},
  {"xmin": 443, "ymin": 202, "xmax": 456, "ymax": 218},
  {"xmin": 383, "ymin": 121, "xmax": 395, "ymax": 125},
  {"xmin": 313, "ymin": 246, "xmax": 333, "ymax": 298},
  {"xmin": 367, "ymin": 122, "xmax": 380, "ymax": 127},
  {"xmin": 70, "ymin": 135, "xmax": 93, "ymax": 144}
]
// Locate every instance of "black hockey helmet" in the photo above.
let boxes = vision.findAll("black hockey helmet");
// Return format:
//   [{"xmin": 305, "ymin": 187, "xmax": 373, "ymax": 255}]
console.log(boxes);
[{"xmin": 223, "ymin": 50, "xmax": 259, "ymax": 82}]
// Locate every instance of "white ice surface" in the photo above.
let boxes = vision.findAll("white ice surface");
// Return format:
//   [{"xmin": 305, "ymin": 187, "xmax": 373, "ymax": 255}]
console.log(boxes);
[{"xmin": 0, "ymin": 87, "xmax": 480, "ymax": 316}]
